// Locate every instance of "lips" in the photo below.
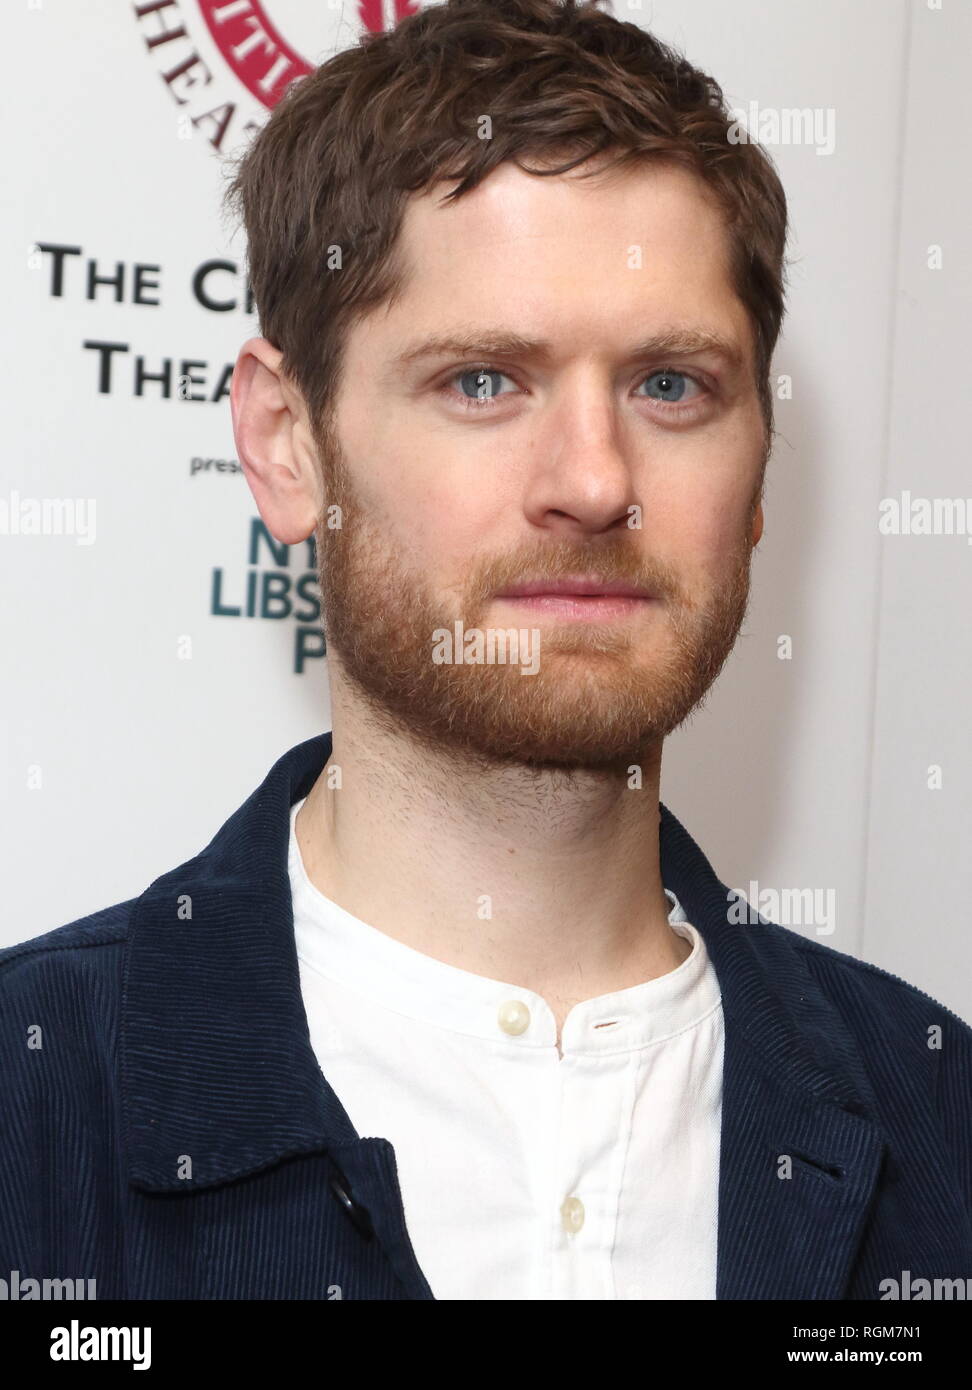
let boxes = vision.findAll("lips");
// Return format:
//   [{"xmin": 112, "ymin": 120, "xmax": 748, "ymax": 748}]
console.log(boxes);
[
  {"xmin": 492, "ymin": 577, "xmax": 658, "ymax": 622},
  {"xmin": 495, "ymin": 576, "xmax": 655, "ymax": 600}
]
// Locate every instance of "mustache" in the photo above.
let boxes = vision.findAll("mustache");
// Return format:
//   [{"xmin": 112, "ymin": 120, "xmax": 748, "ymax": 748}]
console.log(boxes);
[{"xmin": 466, "ymin": 541, "xmax": 676, "ymax": 606}]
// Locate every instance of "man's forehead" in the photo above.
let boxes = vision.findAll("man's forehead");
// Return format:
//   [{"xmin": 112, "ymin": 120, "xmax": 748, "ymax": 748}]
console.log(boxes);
[
  {"xmin": 400, "ymin": 155, "xmax": 728, "ymax": 246},
  {"xmin": 374, "ymin": 159, "xmax": 750, "ymax": 370}
]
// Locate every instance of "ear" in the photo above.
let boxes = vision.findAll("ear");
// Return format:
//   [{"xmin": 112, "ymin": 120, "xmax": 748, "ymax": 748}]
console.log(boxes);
[
  {"xmin": 230, "ymin": 337, "xmax": 323, "ymax": 544},
  {"xmin": 752, "ymin": 500, "xmax": 764, "ymax": 546}
]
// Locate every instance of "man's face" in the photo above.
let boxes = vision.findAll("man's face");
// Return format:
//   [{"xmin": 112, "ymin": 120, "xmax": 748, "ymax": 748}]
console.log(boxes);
[{"xmin": 314, "ymin": 157, "xmax": 766, "ymax": 773}]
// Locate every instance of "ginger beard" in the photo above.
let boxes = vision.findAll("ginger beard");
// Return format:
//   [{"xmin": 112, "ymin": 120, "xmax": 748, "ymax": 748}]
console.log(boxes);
[{"xmin": 314, "ymin": 421, "xmax": 760, "ymax": 775}]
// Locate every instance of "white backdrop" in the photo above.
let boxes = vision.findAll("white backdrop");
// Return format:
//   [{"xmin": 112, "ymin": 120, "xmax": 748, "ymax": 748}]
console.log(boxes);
[{"xmin": 3, "ymin": 0, "xmax": 969, "ymax": 1020}]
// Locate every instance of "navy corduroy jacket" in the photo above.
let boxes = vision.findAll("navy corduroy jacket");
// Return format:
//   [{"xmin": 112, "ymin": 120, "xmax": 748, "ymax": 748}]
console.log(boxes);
[{"xmin": 2, "ymin": 732, "xmax": 971, "ymax": 1300}]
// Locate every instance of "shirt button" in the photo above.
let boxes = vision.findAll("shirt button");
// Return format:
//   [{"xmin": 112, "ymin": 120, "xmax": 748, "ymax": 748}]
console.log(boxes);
[
  {"xmin": 497, "ymin": 999, "xmax": 531, "ymax": 1036},
  {"xmin": 561, "ymin": 1196, "xmax": 585, "ymax": 1234}
]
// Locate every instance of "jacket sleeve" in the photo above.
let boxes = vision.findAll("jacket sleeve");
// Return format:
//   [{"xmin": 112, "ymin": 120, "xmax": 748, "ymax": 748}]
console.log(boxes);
[
  {"xmin": 935, "ymin": 1007, "xmax": 972, "ymax": 1219},
  {"xmin": 0, "ymin": 958, "xmax": 44, "ymax": 1271},
  {"xmin": 0, "ymin": 929, "xmax": 128, "ymax": 1280}
]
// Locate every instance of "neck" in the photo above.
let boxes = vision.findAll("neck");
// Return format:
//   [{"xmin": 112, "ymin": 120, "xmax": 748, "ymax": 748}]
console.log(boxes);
[{"xmin": 296, "ymin": 677, "xmax": 690, "ymax": 1010}]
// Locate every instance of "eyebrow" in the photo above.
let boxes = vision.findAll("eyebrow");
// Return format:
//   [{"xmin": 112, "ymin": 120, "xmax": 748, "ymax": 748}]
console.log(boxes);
[{"xmin": 390, "ymin": 326, "xmax": 746, "ymax": 372}]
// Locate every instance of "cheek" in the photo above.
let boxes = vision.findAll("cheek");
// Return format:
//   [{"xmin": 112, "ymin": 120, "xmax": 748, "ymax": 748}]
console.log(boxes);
[
  {"xmin": 645, "ymin": 471, "xmax": 756, "ymax": 596},
  {"xmin": 690, "ymin": 492, "xmax": 753, "ymax": 551},
  {"xmin": 654, "ymin": 424, "xmax": 761, "ymax": 548},
  {"xmin": 359, "ymin": 442, "xmax": 501, "ymax": 575}
]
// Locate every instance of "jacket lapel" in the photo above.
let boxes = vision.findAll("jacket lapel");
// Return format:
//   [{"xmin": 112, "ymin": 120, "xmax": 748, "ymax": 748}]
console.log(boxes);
[
  {"xmin": 123, "ymin": 733, "xmax": 353, "ymax": 1192},
  {"xmin": 659, "ymin": 804, "xmax": 887, "ymax": 1298},
  {"xmin": 123, "ymin": 732, "xmax": 434, "ymax": 1298},
  {"xmin": 714, "ymin": 1040, "xmax": 886, "ymax": 1298}
]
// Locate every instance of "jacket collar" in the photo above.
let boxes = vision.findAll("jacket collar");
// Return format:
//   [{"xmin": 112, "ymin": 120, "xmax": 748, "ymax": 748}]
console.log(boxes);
[{"xmin": 123, "ymin": 733, "xmax": 885, "ymax": 1298}]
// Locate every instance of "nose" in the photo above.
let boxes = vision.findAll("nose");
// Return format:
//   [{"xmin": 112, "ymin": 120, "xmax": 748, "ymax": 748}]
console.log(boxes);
[{"xmin": 520, "ymin": 375, "xmax": 639, "ymax": 536}]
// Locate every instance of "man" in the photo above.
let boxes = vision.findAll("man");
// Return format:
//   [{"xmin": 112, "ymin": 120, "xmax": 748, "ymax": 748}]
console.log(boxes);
[{"xmin": 2, "ymin": 0, "xmax": 970, "ymax": 1301}]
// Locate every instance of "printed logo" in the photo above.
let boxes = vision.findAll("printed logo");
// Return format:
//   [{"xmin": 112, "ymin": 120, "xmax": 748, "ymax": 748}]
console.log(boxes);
[{"xmin": 135, "ymin": 1, "xmax": 422, "ymax": 153}]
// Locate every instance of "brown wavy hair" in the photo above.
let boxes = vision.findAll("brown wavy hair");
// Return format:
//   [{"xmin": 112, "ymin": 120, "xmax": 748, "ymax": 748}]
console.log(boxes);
[{"xmin": 223, "ymin": 0, "xmax": 789, "ymax": 450}]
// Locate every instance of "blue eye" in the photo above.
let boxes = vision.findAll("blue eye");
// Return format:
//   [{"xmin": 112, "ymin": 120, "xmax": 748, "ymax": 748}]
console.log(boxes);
[
  {"xmin": 441, "ymin": 363, "xmax": 708, "ymax": 417},
  {"xmin": 454, "ymin": 368, "xmax": 513, "ymax": 401},
  {"xmin": 639, "ymin": 370, "xmax": 698, "ymax": 403}
]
